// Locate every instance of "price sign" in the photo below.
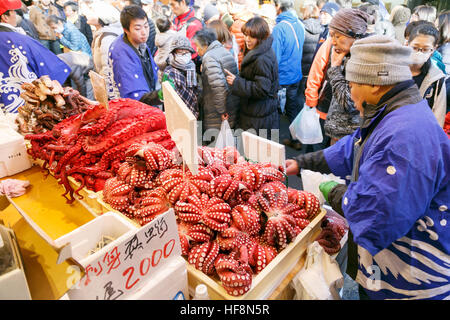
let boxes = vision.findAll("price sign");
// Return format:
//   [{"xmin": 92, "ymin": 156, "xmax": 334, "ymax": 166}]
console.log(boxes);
[
  {"xmin": 67, "ymin": 209, "xmax": 181, "ymax": 300},
  {"xmin": 89, "ymin": 71, "xmax": 109, "ymax": 109},
  {"xmin": 242, "ymin": 131, "xmax": 286, "ymax": 170}
]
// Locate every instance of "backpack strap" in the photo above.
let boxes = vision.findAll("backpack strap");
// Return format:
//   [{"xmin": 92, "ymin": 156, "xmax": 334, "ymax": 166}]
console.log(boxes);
[
  {"xmin": 280, "ymin": 20, "xmax": 299, "ymax": 50},
  {"xmin": 98, "ymin": 31, "xmax": 119, "ymax": 47}
]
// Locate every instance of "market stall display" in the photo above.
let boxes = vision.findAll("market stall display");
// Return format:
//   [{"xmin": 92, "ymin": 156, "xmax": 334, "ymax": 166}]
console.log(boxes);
[
  {"xmin": 101, "ymin": 140, "xmax": 321, "ymax": 297},
  {"xmin": 16, "ymin": 76, "xmax": 93, "ymax": 134},
  {"xmin": 25, "ymin": 99, "xmax": 175, "ymax": 203},
  {"xmin": 0, "ymin": 73, "xmax": 335, "ymax": 301}
]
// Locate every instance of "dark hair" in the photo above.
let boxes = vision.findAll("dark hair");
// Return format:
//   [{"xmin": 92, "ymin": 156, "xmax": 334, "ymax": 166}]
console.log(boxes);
[
  {"xmin": 241, "ymin": 16, "xmax": 270, "ymax": 44},
  {"xmin": 437, "ymin": 11, "xmax": 450, "ymax": 46},
  {"xmin": 0, "ymin": 10, "xmax": 12, "ymax": 21},
  {"xmin": 120, "ymin": 5, "xmax": 148, "ymax": 30},
  {"xmin": 63, "ymin": 1, "xmax": 78, "ymax": 11},
  {"xmin": 125, "ymin": 0, "xmax": 142, "ymax": 7},
  {"xmin": 207, "ymin": 20, "xmax": 232, "ymax": 45},
  {"xmin": 156, "ymin": 16, "xmax": 171, "ymax": 33},
  {"xmin": 172, "ymin": 0, "xmax": 190, "ymax": 5},
  {"xmin": 409, "ymin": 23, "xmax": 439, "ymax": 47},
  {"xmin": 404, "ymin": 20, "xmax": 434, "ymax": 40},
  {"xmin": 274, "ymin": 0, "xmax": 294, "ymax": 12},
  {"xmin": 46, "ymin": 14, "xmax": 64, "ymax": 25},
  {"xmin": 193, "ymin": 28, "xmax": 217, "ymax": 48}
]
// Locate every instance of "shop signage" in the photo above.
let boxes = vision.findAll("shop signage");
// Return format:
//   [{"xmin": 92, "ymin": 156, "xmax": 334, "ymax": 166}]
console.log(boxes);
[{"xmin": 68, "ymin": 209, "xmax": 181, "ymax": 300}]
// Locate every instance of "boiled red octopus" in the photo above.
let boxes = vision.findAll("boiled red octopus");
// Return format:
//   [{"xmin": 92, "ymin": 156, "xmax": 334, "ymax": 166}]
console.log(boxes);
[
  {"xmin": 26, "ymin": 98, "xmax": 175, "ymax": 203},
  {"xmin": 99, "ymin": 139, "xmax": 322, "ymax": 296},
  {"xmin": 214, "ymin": 246, "xmax": 253, "ymax": 296},
  {"xmin": 175, "ymin": 193, "xmax": 232, "ymax": 232}
]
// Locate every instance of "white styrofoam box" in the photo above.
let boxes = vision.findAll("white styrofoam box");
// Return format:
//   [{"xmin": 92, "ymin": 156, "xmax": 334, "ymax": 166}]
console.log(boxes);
[
  {"xmin": 0, "ymin": 269, "xmax": 32, "ymax": 300},
  {"xmin": 0, "ymin": 127, "xmax": 32, "ymax": 178},
  {"xmin": 54, "ymin": 211, "xmax": 139, "ymax": 267},
  {"xmin": 127, "ymin": 256, "xmax": 188, "ymax": 300},
  {"xmin": 0, "ymin": 225, "xmax": 32, "ymax": 300}
]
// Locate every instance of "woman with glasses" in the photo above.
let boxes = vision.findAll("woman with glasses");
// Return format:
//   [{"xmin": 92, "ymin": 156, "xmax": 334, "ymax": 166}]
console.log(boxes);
[{"xmin": 408, "ymin": 23, "xmax": 447, "ymax": 128}]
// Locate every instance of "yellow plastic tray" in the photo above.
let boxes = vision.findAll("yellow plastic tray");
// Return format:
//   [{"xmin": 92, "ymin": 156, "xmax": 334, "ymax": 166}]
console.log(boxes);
[{"xmin": 1, "ymin": 165, "xmax": 95, "ymax": 240}]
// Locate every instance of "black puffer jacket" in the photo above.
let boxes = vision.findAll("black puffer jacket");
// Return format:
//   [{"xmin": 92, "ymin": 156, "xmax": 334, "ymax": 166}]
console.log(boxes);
[
  {"xmin": 301, "ymin": 18, "xmax": 322, "ymax": 77},
  {"xmin": 147, "ymin": 17, "xmax": 157, "ymax": 56},
  {"xmin": 231, "ymin": 36, "xmax": 279, "ymax": 134}
]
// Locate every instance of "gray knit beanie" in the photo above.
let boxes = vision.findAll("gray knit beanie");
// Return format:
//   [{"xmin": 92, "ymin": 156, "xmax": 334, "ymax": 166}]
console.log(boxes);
[
  {"xmin": 346, "ymin": 35, "xmax": 413, "ymax": 86},
  {"xmin": 203, "ymin": 3, "xmax": 219, "ymax": 23},
  {"xmin": 170, "ymin": 34, "xmax": 196, "ymax": 53}
]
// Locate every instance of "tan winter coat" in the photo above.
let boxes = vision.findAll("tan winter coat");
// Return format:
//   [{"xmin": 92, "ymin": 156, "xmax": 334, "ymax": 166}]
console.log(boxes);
[{"xmin": 29, "ymin": 4, "xmax": 60, "ymax": 41}]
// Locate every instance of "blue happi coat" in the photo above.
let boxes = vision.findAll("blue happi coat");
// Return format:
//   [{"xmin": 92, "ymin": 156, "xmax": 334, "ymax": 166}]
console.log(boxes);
[
  {"xmin": 108, "ymin": 34, "xmax": 158, "ymax": 101},
  {"xmin": 0, "ymin": 29, "xmax": 70, "ymax": 113},
  {"xmin": 323, "ymin": 92, "xmax": 450, "ymax": 299}
]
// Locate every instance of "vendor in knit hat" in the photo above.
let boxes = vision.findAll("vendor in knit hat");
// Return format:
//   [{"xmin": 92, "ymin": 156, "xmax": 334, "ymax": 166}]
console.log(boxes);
[
  {"xmin": 345, "ymin": 35, "xmax": 416, "ymax": 119},
  {"xmin": 286, "ymin": 35, "xmax": 450, "ymax": 301}
]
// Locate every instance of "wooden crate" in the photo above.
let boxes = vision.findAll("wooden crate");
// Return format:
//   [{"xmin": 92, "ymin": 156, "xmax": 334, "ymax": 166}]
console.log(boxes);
[
  {"xmin": 96, "ymin": 195, "xmax": 326, "ymax": 300},
  {"xmin": 186, "ymin": 209, "xmax": 326, "ymax": 300}
]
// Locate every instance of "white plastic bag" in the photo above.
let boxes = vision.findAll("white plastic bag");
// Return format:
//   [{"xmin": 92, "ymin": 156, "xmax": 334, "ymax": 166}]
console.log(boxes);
[
  {"xmin": 289, "ymin": 104, "xmax": 323, "ymax": 144},
  {"xmin": 300, "ymin": 169, "xmax": 346, "ymax": 205},
  {"xmin": 215, "ymin": 119, "xmax": 234, "ymax": 149},
  {"xmin": 278, "ymin": 87, "xmax": 286, "ymax": 114},
  {"xmin": 290, "ymin": 241, "xmax": 344, "ymax": 300}
]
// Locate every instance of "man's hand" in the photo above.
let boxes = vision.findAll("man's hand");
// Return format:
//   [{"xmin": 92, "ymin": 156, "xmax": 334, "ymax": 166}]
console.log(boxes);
[
  {"xmin": 330, "ymin": 48, "xmax": 347, "ymax": 67},
  {"xmin": 319, "ymin": 181, "xmax": 339, "ymax": 203},
  {"xmin": 224, "ymin": 69, "xmax": 236, "ymax": 86},
  {"xmin": 285, "ymin": 159, "xmax": 300, "ymax": 176}
]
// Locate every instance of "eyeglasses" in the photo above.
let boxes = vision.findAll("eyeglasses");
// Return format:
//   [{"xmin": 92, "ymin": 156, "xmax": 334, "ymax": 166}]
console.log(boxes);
[{"xmin": 411, "ymin": 47, "xmax": 434, "ymax": 53}]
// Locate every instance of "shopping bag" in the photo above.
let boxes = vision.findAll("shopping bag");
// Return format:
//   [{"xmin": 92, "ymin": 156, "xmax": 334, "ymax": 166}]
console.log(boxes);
[
  {"xmin": 278, "ymin": 87, "xmax": 287, "ymax": 114},
  {"xmin": 300, "ymin": 169, "xmax": 346, "ymax": 205},
  {"xmin": 290, "ymin": 241, "xmax": 344, "ymax": 300},
  {"xmin": 289, "ymin": 104, "xmax": 323, "ymax": 144},
  {"xmin": 215, "ymin": 119, "xmax": 235, "ymax": 149}
]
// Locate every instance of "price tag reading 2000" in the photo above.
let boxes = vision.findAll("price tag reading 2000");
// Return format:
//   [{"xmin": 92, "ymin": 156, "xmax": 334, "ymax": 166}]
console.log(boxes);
[{"xmin": 68, "ymin": 209, "xmax": 181, "ymax": 300}]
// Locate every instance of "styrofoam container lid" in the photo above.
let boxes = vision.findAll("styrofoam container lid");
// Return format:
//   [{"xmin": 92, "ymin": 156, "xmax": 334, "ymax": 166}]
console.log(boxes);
[{"xmin": 0, "ymin": 128, "xmax": 25, "ymax": 146}]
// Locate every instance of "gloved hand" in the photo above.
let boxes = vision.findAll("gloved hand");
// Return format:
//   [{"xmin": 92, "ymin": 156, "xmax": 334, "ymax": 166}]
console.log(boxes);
[
  {"xmin": 157, "ymin": 74, "xmax": 175, "ymax": 102},
  {"xmin": 319, "ymin": 181, "xmax": 339, "ymax": 203}
]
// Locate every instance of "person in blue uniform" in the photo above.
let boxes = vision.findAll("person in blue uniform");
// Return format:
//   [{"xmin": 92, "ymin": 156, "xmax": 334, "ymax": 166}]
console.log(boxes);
[
  {"xmin": 286, "ymin": 35, "xmax": 450, "ymax": 300},
  {"xmin": 0, "ymin": 0, "xmax": 70, "ymax": 114},
  {"xmin": 108, "ymin": 4, "xmax": 159, "ymax": 101}
]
